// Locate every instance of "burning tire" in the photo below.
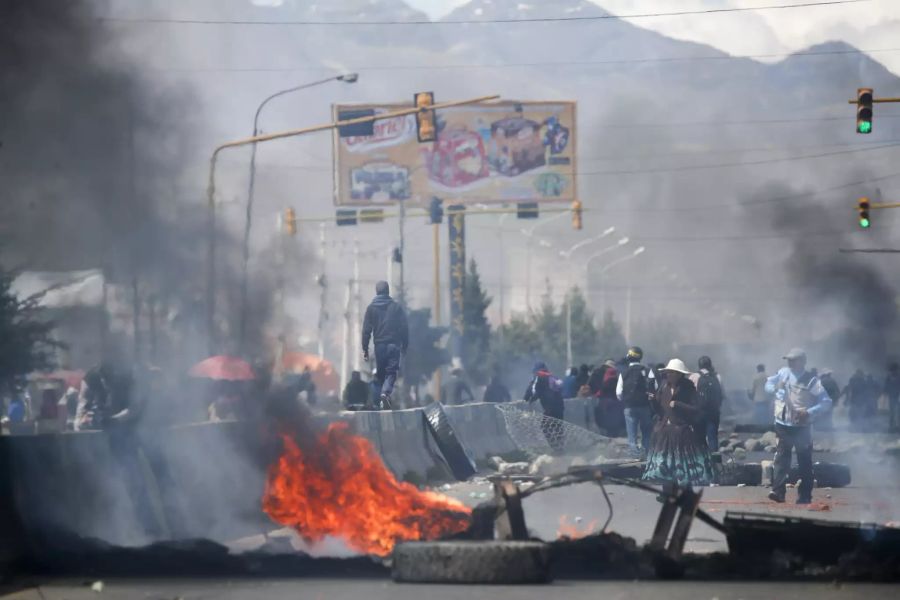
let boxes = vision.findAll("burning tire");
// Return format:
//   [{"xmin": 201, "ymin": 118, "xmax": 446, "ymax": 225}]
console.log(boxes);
[{"xmin": 392, "ymin": 541, "xmax": 552, "ymax": 584}]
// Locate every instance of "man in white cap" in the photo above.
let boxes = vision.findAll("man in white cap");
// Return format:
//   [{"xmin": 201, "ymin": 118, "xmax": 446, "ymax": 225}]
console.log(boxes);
[{"xmin": 764, "ymin": 348, "xmax": 833, "ymax": 504}]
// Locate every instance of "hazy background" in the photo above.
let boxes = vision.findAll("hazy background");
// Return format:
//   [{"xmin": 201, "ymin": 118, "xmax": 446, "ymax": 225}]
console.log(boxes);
[{"xmin": 5, "ymin": 0, "xmax": 900, "ymax": 380}]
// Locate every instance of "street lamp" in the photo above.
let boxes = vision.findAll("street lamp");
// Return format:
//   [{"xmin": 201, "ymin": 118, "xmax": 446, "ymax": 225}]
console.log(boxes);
[
  {"xmin": 584, "ymin": 237, "xmax": 630, "ymax": 278},
  {"xmin": 520, "ymin": 210, "xmax": 570, "ymax": 312},
  {"xmin": 238, "ymin": 73, "xmax": 359, "ymax": 352},
  {"xmin": 559, "ymin": 227, "xmax": 616, "ymax": 260},
  {"xmin": 596, "ymin": 246, "xmax": 645, "ymax": 342}
]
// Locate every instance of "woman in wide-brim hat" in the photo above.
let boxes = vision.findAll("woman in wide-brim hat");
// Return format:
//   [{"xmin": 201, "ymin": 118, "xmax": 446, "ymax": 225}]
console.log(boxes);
[{"xmin": 642, "ymin": 359, "xmax": 715, "ymax": 487}]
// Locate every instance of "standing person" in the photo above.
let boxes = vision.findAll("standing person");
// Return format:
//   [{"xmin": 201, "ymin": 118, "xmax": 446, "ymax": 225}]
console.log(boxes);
[
  {"xmin": 765, "ymin": 348, "xmax": 833, "ymax": 505},
  {"xmin": 575, "ymin": 364, "xmax": 591, "ymax": 391},
  {"xmin": 817, "ymin": 368, "xmax": 840, "ymax": 432},
  {"xmin": 362, "ymin": 281, "xmax": 408, "ymax": 410},
  {"xmin": 691, "ymin": 356, "xmax": 724, "ymax": 451},
  {"xmin": 643, "ymin": 359, "xmax": 715, "ymax": 487},
  {"xmin": 748, "ymin": 364, "xmax": 770, "ymax": 425},
  {"xmin": 447, "ymin": 367, "xmax": 475, "ymax": 405},
  {"xmin": 864, "ymin": 374, "xmax": 881, "ymax": 423},
  {"xmin": 483, "ymin": 372, "xmax": 512, "ymax": 403},
  {"xmin": 342, "ymin": 371, "xmax": 371, "ymax": 411},
  {"xmin": 524, "ymin": 361, "xmax": 565, "ymax": 452},
  {"xmin": 843, "ymin": 369, "xmax": 867, "ymax": 431},
  {"xmin": 562, "ymin": 367, "xmax": 579, "ymax": 400},
  {"xmin": 616, "ymin": 346, "xmax": 653, "ymax": 456},
  {"xmin": 885, "ymin": 363, "xmax": 900, "ymax": 432}
]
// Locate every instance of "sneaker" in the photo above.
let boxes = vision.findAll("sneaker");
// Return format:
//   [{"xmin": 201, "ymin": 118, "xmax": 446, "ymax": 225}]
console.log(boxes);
[
  {"xmin": 768, "ymin": 491, "xmax": 785, "ymax": 503},
  {"xmin": 380, "ymin": 393, "xmax": 393, "ymax": 410}
]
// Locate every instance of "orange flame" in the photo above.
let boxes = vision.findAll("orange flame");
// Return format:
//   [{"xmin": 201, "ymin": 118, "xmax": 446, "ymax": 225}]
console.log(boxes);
[
  {"xmin": 557, "ymin": 515, "xmax": 598, "ymax": 540},
  {"xmin": 262, "ymin": 421, "xmax": 472, "ymax": 556}
]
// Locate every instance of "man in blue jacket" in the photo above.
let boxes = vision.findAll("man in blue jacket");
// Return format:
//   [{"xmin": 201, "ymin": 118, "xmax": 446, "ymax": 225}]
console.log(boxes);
[
  {"xmin": 362, "ymin": 281, "xmax": 408, "ymax": 409},
  {"xmin": 765, "ymin": 348, "xmax": 832, "ymax": 504}
]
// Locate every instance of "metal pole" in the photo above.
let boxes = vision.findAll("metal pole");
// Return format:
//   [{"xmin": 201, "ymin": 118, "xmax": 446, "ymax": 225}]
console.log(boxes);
[
  {"xmin": 353, "ymin": 242, "xmax": 362, "ymax": 373},
  {"xmin": 317, "ymin": 224, "xmax": 327, "ymax": 359},
  {"xmin": 339, "ymin": 279, "xmax": 352, "ymax": 396},
  {"xmin": 239, "ymin": 75, "xmax": 358, "ymax": 353},
  {"xmin": 566, "ymin": 292, "xmax": 572, "ymax": 367},
  {"xmin": 206, "ymin": 151, "xmax": 219, "ymax": 355},
  {"xmin": 398, "ymin": 199, "xmax": 406, "ymax": 306},
  {"xmin": 625, "ymin": 283, "xmax": 633, "ymax": 343},
  {"xmin": 433, "ymin": 221, "xmax": 442, "ymax": 403},
  {"xmin": 525, "ymin": 243, "xmax": 532, "ymax": 313}
]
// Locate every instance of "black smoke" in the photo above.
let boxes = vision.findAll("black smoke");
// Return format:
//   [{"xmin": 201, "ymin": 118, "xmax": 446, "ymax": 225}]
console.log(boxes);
[{"xmin": 0, "ymin": 0, "xmax": 275, "ymax": 365}]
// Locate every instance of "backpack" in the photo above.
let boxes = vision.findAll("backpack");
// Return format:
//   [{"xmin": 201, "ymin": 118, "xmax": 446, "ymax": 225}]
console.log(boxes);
[
  {"xmin": 621, "ymin": 364, "xmax": 648, "ymax": 407},
  {"xmin": 697, "ymin": 371, "xmax": 724, "ymax": 417}
]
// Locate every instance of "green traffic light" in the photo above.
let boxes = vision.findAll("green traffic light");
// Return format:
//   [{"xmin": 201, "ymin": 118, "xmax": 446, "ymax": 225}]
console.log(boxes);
[
  {"xmin": 858, "ymin": 121, "xmax": 873, "ymax": 134},
  {"xmin": 860, "ymin": 218, "xmax": 871, "ymax": 228}
]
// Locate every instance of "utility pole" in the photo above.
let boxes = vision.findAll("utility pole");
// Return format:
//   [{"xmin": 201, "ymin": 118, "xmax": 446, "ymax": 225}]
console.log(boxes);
[
  {"xmin": 353, "ymin": 241, "xmax": 362, "ymax": 373},
  {"xmin": 625, "ymin": 283, "xmax": 633, "ymax": 343},
  {"xmin": 565, "ymin": 292, "xmax": 573, "ymax": 367},
  {"xmin": 317, "ymin": 224, "xmax": 327, "ymax": 359},
  {"xmin": 339, "ymin": 279, "xmax": 352, "ymax": 394},
  {"xmin": 433, "ymin": 221, "xmax": 442, "ymax": 403},
  {"xmin": 398, "ymin": 199, "xmax": 406, "ymax": 306}
]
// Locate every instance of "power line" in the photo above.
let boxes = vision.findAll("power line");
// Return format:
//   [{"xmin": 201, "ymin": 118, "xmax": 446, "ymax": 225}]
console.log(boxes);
[
  {"xmin": 578, "ymin": 142, "xmax": 900, "ymax": 176},
  {"xmin": 141, "ymin": 45, "xmax": 900, "ymax": 73},
  {"xmin": 100, "ymin": 0, "xmax": 871, "ymax": 27}
]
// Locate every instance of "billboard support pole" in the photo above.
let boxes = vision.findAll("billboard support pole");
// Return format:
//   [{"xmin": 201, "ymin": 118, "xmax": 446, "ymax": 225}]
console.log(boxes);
[{"xmin": 433, "ymin": 220, "xmax": 442, "ymax": 403}]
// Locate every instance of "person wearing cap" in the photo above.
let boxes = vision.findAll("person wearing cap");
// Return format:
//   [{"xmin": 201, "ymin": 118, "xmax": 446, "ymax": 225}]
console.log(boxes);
[
  {"xmin": 362, "ymin": 281, "xmax": 408, "ymax": 409},
  {"xmin": 765, "ymin": 348, "xmax": 833, "ymax": 504},
  {"xmin": 616, "ymin": 346, "xmax": 655, "ymax": 456},
  {"xmin": 524, "ymin": 361, "xmax": 565, "ymax": 451},
  {"xmin": 642, "ymin": 358, "xmax": 714, "ymax": 487}
]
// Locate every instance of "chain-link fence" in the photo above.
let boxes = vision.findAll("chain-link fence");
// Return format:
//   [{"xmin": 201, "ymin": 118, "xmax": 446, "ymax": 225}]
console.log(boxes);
[{"xmin": 496, "ymin": 403, "xmax": 613, "ymax": 458}]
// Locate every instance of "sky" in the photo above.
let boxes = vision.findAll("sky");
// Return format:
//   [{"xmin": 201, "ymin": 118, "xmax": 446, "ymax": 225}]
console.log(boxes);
[{"xmin": 405, "ymin": 0, "xmax": 900, "ymax": 75}]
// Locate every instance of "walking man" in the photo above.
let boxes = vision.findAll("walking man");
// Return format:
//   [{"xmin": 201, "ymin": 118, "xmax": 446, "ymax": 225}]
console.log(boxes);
[
  {"xmin": 692, "ymin": 356, "xmax": 724, "ymax": 451},
  {"xmin": 362, "ymin": 281, "xmax": 408, "ymax": 410},
  {"xmin": 765, "ymin": 348, "xmax": 833, "ymax": 505},
  {"xmin": 616, "ymin": 346, "xmax": 654, "ymax": 457},
  {"xmin": 748, "ymin": 364, "xmax": 769, "ymax": 425}
]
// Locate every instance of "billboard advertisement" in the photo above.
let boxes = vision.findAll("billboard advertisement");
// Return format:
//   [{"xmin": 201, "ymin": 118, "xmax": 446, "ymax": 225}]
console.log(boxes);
[{"xmin": 332, "ymin": 101, "xmax": 576, "ymax": 206}]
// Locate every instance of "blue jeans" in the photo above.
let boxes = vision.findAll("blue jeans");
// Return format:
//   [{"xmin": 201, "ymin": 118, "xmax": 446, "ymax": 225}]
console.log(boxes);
[
  {"xmin": 624, "ymin": 406, "xmax": 653, "ymax": 454},
  {"xmin": 374, "ymin": 343, "xmax": 401, "ymax": 398}
]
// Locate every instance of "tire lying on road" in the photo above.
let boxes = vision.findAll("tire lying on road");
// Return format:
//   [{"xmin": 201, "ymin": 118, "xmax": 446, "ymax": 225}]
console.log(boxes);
[
  {"xmin": 422, "ymin": 402, "xmax": 477, "ymax": 481},
  {"xmin": 392, "ymin": 541, "xmax": 552, "ymax": 584}
]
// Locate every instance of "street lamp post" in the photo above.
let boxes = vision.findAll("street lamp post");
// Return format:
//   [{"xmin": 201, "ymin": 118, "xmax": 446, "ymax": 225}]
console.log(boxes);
[
  {"xmin": 237, "ymin": 73, "xmax": 358, "ymax": 353},
  {"xmin": 559, "ymin": 226, "xmax": 616, "ymax": 366},
  {"xmin": 520, "ymin": 210, "xmax": 569, "ymax": 312},
  {"xmin": 597, "ymin": 247, "xmax": 646, "ymax": 341}
]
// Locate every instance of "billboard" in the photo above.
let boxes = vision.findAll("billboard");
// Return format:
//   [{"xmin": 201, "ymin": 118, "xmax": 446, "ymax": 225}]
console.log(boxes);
[{"xmin": 332, "ymin": 101, "xmax": 576, "ymax": 206}]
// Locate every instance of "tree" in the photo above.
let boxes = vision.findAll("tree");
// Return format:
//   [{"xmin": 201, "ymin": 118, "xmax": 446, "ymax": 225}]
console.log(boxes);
[
  {"xmin": 0, "ymin": 267, "xmax": 60, "ymax": 396},
  {"xmin": 403, "ymin": 307, "xmax": 449, "ymax": 395},
  {"xmin": 596, "ymin": 309, "xmax": 628, "ymax": 362},
  {"xmin": 461, "ymin": 259, "xmax": 492, "ymax": 384}
]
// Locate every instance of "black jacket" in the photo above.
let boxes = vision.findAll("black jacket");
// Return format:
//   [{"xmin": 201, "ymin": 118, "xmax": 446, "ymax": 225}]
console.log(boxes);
[{"xmin": 362, "ymin": 294, "xmax": 409, "ymax": 352}]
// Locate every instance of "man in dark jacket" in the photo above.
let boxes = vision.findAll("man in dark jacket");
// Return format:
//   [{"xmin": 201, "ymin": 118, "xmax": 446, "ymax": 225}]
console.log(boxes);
[
  {"xmin": 616, "ymin": 346, "xmax": 654, "ymax": 456},
  {"xmin": 692, "ymin": 356, "xmax": 724, "ymax": 451},
  {"xmin": 525, "ymin": 361, "xmax": 565, "ymax": 451},
  {"xmin": 342, "ymin": 371, "xmax": 371, "ymax": 411},
  {"xmin": 483, "ymin": 373, "xmax": 512, "ymax": 403},
  {"xmin": 362, "ymin": 281, "xmax": 408, "ymax": 409}
]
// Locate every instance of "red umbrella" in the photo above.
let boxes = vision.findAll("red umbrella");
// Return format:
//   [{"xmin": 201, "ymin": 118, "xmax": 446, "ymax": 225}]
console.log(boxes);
[{"xmin": 189, "ymin": 355, "xmax": 255, "ymax": 381}]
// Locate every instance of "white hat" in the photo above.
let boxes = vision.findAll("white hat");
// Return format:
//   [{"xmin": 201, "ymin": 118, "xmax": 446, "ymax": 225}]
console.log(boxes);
[{"xmin": 661, "ymin": 358, "xmax": 690, "ymax": 375}]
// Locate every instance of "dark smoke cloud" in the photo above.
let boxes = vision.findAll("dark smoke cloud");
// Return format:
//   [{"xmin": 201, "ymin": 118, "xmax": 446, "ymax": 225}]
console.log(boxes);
[{"xmin": 0, "ymin": 0, "xmax": 276, "ymax": 364}]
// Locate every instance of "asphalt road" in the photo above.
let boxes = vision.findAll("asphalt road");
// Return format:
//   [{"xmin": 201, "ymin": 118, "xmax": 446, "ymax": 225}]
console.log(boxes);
[
  {"xmin": 3, "ymin": 579, "xmax": 897, "ymax": 599},
  {"xmin": 444, "ymin": 478, "xmax": 900, "ymax": 554}
]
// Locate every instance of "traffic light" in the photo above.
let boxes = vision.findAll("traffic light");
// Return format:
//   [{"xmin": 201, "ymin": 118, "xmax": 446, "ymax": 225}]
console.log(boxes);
[
  {"xmin": 858, "ymin": 197, "xmax": 871, "ymax": 228},
  {"xmin": 284, "ymin": 207, "xmax": 297, "ymax": 236},
  {"xmin": 857, "ymin": 88, "xmax": 873, "ymax": 134},
  {"xmin": 429, "ymin": 197, "xmax": 443, "ymax": 224},
  {"xmin": 414, "ymin": 91, "xmax": 437, "ymax": 143},
  {"xmin": 571, "ymin": 200, "xmax": 583, "ymax": 230}
]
